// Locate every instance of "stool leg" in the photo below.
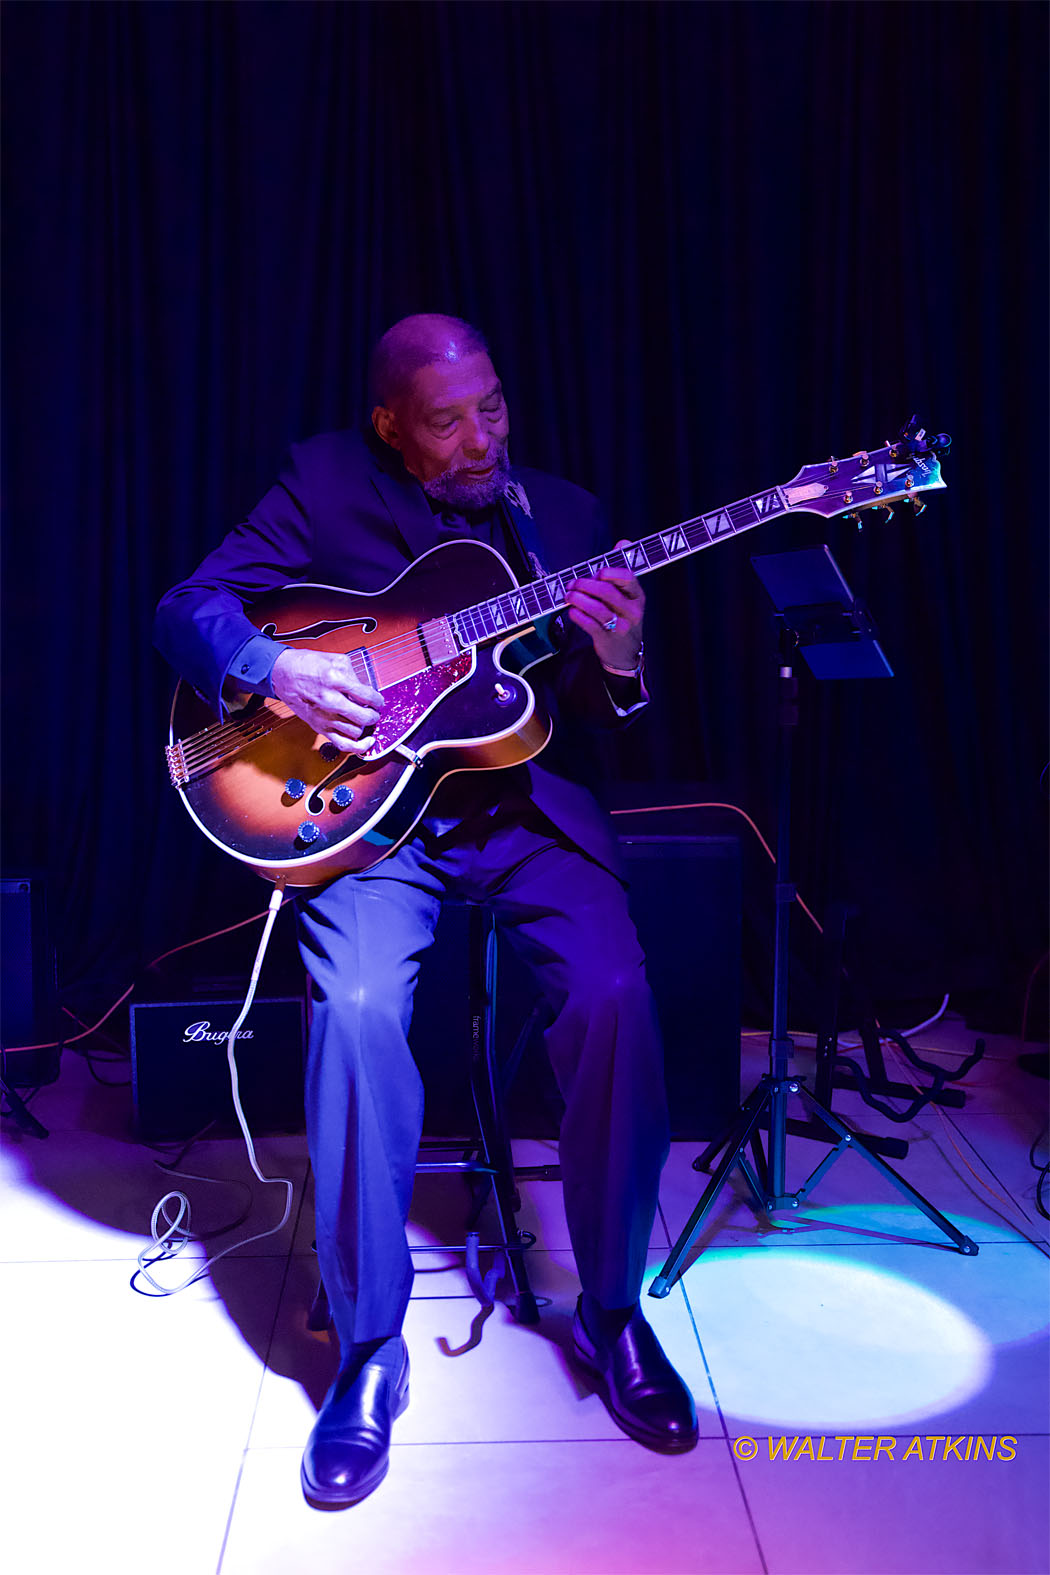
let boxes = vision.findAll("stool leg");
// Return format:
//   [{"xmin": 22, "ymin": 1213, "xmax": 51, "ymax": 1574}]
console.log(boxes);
[
  {"xmin": 470, "ymin": 911, "xmax": 539, "ymax": 1325},
  {"xmin": 307, "ymin": 1275, "xmax": 333, "ymax": 1332}
]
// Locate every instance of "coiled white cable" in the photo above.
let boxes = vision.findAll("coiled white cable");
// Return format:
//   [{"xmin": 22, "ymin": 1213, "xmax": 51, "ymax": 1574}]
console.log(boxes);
[{"xmin": 135, "ymin": 881, "xmax": 294, "ymax": 1295}]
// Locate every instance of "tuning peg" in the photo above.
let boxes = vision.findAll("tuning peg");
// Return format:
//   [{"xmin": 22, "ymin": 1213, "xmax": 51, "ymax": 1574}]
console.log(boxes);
[
  {"xmin": 844, "ymin": 512, "xmax": 862, "ymax": 528},
  {"xmin": 911, "ymin": 498, "xmax": 927, "ymax": 516},
  {"xmin": 881, "ymin": 504, "xmax": 895, "ymax": 521}
]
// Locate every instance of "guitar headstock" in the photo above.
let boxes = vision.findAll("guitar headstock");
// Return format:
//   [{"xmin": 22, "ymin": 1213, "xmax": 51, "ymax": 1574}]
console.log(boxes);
[{"xmin": 783, "ymin": 417, "xmax": 951, "ymax": 522}]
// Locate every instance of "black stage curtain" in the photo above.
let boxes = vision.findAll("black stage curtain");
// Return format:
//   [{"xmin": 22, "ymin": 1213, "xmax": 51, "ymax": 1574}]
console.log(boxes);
[{"xmin": 3, "ymin": 1, "xmax": 1046, "ymax": 1023}]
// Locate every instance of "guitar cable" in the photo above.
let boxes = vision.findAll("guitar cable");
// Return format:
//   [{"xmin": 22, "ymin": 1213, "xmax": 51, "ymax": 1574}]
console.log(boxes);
[
  {"xmin": 0, "ymin": 906, "xmax": 281, "ymax": 1058},
  {"xmin": 12, "ymin": 794, "xmax": 1035, "ymax": 1281},
  {"xmin": 132, "ymin": 879, "xmax": 295, "ymax": 1297}
]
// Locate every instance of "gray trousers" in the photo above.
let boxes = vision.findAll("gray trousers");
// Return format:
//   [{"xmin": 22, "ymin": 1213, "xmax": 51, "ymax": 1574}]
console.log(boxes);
[{"xmin": 296, "ymin": 800, "xmax": 670, "ymax": 1354}]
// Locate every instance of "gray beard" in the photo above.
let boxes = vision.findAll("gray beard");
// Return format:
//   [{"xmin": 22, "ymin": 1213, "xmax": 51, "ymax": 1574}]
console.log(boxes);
[{"xmin": 423, "ymin": 447, "xmax": 512, "ymax": 513}]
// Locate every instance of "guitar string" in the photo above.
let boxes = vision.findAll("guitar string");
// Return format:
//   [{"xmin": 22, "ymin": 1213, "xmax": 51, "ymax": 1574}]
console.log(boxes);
[
  {"xmin": 171, "ymin": 456, "xmax": 919, "ymax": 777},
  {"xmin": 173, "ymin": 503, "xmax": 790, "ymax": 772},
  {"xmin": 173, "ymin": 533, "xmax": 703, "ymax": 768},
  {"xmin": 172, "ymin": 520, "xmax": 726, "ymax": 778},
  {"xmin": 177, "ymin": 709, "xmax": 293, "ymax": 762},
  {"xmin": 173, "ymin": 477, "xmax": 904, "ymax": 775}
]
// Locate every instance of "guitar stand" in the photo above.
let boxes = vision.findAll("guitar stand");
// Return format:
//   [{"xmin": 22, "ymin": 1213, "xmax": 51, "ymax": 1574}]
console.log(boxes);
[
  {"xmin": 0, "ymin": 1074, "xmax": 49, "ymax": 1140},
  {"xmin": 811, "ymin": 901, "xmax": 986, "ymax": 1136},
  {"xmin": 651, "ymin": 551, "xmax": 979, "ymax": 1298}
]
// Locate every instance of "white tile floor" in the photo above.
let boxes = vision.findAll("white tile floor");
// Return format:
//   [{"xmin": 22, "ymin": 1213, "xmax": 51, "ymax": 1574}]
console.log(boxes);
[{"xmin": 1, "ymin": 1016, "xmax": 1047, "ymax": 1575}]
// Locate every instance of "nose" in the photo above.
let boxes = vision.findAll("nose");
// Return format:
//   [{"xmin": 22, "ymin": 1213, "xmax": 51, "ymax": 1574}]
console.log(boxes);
[{"xmin": 461, "ymin": 415, "xmax": 488, "ymax": 461}]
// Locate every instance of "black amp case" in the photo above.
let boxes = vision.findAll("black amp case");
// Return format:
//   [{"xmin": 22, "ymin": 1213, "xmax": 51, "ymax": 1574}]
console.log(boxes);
[
  {"xmin": 129, "ymin": 996, "xmax": 306, "ymax": 1141},
  {"xmin": 411, "ymin": 835, "xmax": 742, "ymax": 1139},
  {"xmin": 0, "ymin": 874, "xmax": 59, "ymax": 1086}
]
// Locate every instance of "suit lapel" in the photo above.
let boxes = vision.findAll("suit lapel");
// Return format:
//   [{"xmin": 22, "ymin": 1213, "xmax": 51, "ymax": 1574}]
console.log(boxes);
[{"xmin": 367, "ymin": 446, "xmax": 444, "ymax": 562}]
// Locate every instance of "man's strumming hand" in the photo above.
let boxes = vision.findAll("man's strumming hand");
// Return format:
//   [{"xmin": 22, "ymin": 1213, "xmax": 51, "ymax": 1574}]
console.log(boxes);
[{"xmin": 271, "ymin": 648, "xmax": 385, "ymax": 754}]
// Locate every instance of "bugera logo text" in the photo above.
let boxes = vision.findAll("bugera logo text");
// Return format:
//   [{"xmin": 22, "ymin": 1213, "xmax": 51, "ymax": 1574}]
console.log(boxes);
[{"xmin": 182, "ymin": 1020, "xmax": 255, "ymax": 1044}]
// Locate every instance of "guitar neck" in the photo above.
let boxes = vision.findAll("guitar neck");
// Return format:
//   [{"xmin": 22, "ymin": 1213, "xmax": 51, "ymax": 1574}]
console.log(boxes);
[{"xmin": 451, "ymin": 482, "xmax": 790, "ymax": 650}]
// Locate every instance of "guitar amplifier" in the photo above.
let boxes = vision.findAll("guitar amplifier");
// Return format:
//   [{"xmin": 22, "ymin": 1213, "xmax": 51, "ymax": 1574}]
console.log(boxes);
[
  {"xmin": 410, "ymin": 836, "xmax": 742, "ymax": 1139},
  {"xmin": 619, "ymin": 836, "xmax": 741, "ymax": 1138},
  {"xmin": 0, "ymin": 874, "xmax": 59, "ymax": 1087},
  {"xmin": 129, "ymin": 996, "xmax": 306, "ymax": 1141}
]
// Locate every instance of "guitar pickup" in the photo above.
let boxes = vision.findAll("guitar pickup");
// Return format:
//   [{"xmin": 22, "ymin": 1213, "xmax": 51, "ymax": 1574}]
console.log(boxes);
[{"xmin": 419, "ymin": 616, "xmax": 458, "ymax": 665}]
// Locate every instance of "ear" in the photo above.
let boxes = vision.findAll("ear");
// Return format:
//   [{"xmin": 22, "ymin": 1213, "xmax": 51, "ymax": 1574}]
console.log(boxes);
[{"xmin": 372, "ymin": 405, "xmax": 400, "ymax": 450}]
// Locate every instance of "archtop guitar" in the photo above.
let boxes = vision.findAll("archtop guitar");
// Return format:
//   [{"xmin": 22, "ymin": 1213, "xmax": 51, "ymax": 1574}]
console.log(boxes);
[{"xmin": 165, "ymin": 421, "xmax": 949, "ymax": 885}]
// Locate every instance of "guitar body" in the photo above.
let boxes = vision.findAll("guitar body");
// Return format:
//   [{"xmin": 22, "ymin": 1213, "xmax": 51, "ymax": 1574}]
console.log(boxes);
[{"xmin": 168, "ymin": 541, "xmax": 553, "ymax": 885}]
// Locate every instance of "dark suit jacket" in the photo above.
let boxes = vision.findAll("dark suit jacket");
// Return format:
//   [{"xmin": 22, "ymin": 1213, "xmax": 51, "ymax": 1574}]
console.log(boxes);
[{"xmin": 154, "ymin": 428, "xmax": 642, "ymax": 872}]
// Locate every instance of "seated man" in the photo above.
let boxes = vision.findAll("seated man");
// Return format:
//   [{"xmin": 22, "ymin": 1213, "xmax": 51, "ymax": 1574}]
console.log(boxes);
[{"xmin": 154, "ymin": 313, "xmax": 697, "ymax": 1509}]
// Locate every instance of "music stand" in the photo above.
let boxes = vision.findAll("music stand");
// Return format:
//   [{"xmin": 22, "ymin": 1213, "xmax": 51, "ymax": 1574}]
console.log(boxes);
[{"xmin": 650, "ymin": 546, "xmax": 978, "ymax": 1299}]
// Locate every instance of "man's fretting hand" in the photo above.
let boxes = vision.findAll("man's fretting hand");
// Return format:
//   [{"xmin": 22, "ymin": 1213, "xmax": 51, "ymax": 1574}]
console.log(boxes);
[
  {"xmin": 566, "ymin": 540, "xmax": 645, "ymax": 672},
  {"xmin": 271, "ymin": 649, "xmax": 385, "ymax": 754}
]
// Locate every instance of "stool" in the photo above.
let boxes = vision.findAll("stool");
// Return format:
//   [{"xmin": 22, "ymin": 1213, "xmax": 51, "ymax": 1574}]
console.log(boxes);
[{"xmin": 308, "ymin": 902, "xmax": 541, "ymax": 1331}]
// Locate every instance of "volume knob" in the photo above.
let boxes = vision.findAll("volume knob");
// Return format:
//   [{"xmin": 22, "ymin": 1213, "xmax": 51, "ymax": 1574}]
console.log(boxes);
[
  {"xmin": 297, "ymin": 821, "xmax": 320, "ymax": 845},
  {"xmin": 331, "ymin": 785, "xmax": 354, "ymax": 808},
  {"xmin": 319, "ymin": 743, "xmax": 342, "ymax": 763},
  {"xmin": 285, "ymin": 778, "xmax": 306, "ymax": 802}
]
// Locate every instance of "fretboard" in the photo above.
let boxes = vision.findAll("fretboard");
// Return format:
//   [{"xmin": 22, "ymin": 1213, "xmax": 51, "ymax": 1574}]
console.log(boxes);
[{"xmin": 450, "ymin": 483, "xmax": 789, "ymax": 650}]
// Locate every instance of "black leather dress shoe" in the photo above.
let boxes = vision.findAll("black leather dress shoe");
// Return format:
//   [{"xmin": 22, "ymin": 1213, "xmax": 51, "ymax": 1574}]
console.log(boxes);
[
  {"xmin": 301, "ymin": 1340, "xmax": 410, "ymax": 1509},
  {"xmin": 572, "ymin": 1298, "xmax": 698, "ymax": 1453}
]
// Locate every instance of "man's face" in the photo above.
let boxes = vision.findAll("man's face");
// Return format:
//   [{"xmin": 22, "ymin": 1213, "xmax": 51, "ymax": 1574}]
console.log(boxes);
[{"xmin": 373, "ymin": 351, "xmax": 512, "ymax": 511}]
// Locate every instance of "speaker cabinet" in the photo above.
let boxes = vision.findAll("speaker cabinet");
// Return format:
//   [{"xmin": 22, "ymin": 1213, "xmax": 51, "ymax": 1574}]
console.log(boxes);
[
  {"xmin": 620, "ymin": 836, "xmax": 741, "ymax": 1138},
  {"xmin": 0, "ymin": 875, "xmax": 59, "ymax": 1086},
  {"xmin": 410, "ymin": 836, "xmax": 741, "ymax": 1139},
  {"xmin": 129, "ymin": 996, "xmax": 306, "ymax": 1141}
]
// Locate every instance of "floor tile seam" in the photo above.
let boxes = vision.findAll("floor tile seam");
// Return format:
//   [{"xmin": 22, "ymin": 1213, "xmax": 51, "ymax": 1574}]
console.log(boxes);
[
  {"xmin": 684, "ymin": 1429, "xmax": 1050, "ymax": 1441},
  {"xmin": 660, "ymin": 1234, "xmax": 1050, "ymax": 1252},
  {"xmin": 0, "ymin": 1249, "xmax": 301, "ymax": 1265},
  {"xmin": 15, "ymin": 1228, "xmax": 1048, "ymax": 1267},
  {"xmin": 408, "ymin": 1244, "xmax": 670, "ymax": 1261},
  {"xmin": 0, "ymin": 1253, "xmax": 187, "ymax": 1265},
  {"xmin": 677, "ymin": 1276, "xmax": 740, "ymax": 1469},
  {"xmin": 242, "ymin": 1434, "xmax": 732, "ymax": 1451},
  {"xmin": 407, "ymin": 1292, "xmax": 516, "ymax": 1302},
  {"xmin": 713, "ymin": 1429, "xmax": 771, "ymax": 1575},
  {"xmin": 629, "ymin": 1274, "xmax": 768, "ymax": 1575},
  {"xmin": 246, "ymin": 1250, "xmax": 300, "ymax": 1449},
  {"xmin": 214, "ymin": 1448, "xmax": 250, "ymax": 1575}
]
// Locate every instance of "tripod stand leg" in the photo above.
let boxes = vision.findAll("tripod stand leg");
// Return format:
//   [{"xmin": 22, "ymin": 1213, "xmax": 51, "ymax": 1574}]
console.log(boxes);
[
  {"xmin": 795, "ymin": 1086, "xmax": 979, "ymax": 1255},
  {"xmin": 650, "ymin": 1083, "xmax": 774, "ymax": 1297}
]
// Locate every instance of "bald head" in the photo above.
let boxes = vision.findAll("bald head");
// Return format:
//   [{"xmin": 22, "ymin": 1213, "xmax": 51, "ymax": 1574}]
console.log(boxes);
[
  {"xmin": 369, "ymin": 314, "xmax": 511, "ymax": 510},
  {"xmin": 368, "ymin": 313, "xmax": 490, "ymax": 408}
]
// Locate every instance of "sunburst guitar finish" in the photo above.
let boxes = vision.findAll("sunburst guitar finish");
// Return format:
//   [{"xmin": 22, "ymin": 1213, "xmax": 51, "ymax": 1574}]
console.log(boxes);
[{"xmin": 167, "ymin": 541, "xmax": 552, "ymax": 885}]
